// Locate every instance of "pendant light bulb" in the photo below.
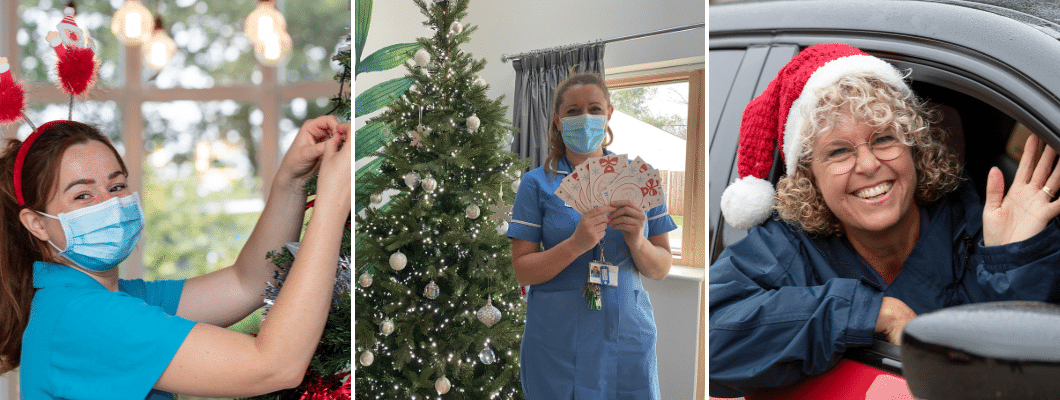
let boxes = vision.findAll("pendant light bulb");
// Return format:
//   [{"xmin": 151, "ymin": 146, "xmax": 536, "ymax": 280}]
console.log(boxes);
[
  {"xmin": 254, "ymin": 31, "xmax": 292, "ymax": 67},
  {"xmin": 111, "ymin": 0, "xmax": 154, "ymax": 45},
  {"xmin": 244, "ymin": 0, "xmax": 287, "ymax": 45},
  {"xmin": 142, "ymin": 17, "xmax": 176, "ymax": 72}
]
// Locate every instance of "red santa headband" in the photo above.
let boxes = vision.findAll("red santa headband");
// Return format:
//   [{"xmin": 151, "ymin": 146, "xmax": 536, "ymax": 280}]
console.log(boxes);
[
  {"xmin": 720, "ymin": 43, "xmax": 912, "ymax": 230},
  {"xmin": 2, "ymin": 6, "xmax": 100, "ymax": 206}
]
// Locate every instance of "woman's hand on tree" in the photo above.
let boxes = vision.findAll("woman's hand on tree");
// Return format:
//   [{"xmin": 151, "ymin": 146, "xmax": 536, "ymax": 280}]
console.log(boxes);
[
  {"xmin": 277, "ymin": 116, "xmax": 348, "ymax": 187},
  {"xmin": 315, "ymin": 132, "xmax": 351, "ymax": 211},
  {"xmin": 875, "ymin": 296, "xmax": 916, "ymax": 345},
  {"xmin": 983, "ymin": 134, "xmax": 1060, "ymax": 246}
]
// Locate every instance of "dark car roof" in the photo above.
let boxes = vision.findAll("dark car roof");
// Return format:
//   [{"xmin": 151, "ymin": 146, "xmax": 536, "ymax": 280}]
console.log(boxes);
[{"xmin": 710, "ymin": 0, "xmax": 1060, "ymax": 141}]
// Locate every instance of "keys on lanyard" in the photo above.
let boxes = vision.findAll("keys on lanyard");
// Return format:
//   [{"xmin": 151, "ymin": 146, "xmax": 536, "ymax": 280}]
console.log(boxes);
[{"xmin": 585, "ymin": 240, "xmax": 616, "ymax": 310}]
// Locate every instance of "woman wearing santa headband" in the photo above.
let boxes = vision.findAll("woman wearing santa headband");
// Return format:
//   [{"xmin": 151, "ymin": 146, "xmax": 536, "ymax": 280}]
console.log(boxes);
[
  {"xmin": 507, "ymin": 70, "xmax": 677, "ymax": 399},
  {"xmin": 710, "ymin": 43, "xmax": 1060, "ymax": 397},
  {"xmin": 0, "ymin": 6, "xmax": 351, "ymax": 400}
]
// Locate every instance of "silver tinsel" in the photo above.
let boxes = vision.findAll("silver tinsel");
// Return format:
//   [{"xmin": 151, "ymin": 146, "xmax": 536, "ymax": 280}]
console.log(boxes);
[{"xmin": 263, "ymin": 242, "xmax": 352, "ymax": 315}]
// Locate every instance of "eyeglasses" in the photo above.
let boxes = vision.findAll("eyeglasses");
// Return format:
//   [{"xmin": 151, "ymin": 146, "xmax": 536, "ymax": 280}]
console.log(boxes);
[{"xmin": 815, "ymin": 132, "xmax": 906, "ymax": 175}]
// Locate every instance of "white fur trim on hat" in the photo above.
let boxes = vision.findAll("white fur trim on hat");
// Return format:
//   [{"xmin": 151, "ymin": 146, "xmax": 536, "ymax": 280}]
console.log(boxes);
[
  {"xmin": 782, "ymin": 54, "xmax": 911, "ymax": 176},
  {"xmin": 721, "ymin": 176, "xmax": 775, "ymax": 230}
]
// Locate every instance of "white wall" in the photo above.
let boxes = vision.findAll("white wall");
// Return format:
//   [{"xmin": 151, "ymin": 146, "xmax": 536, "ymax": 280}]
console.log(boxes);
[
  {"xmin": 356, "ymin": 1, "xmax": 705, "ymax": 399},
  {"xmin": 356, "ymin": 0, "xmax": 705, "ymax": 125}
]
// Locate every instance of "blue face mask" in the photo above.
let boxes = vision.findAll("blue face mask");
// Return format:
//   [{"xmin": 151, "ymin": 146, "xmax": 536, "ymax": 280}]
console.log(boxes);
[
  {"xmin": 560, "ymin": 113, "xmax": 608, "ymax": 154},
  {"xmin": 38, "ymin": 192, "xmax": 145, "ymax": 272}
]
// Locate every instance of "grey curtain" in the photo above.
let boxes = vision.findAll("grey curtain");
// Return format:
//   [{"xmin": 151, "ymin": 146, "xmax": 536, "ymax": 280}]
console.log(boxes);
[{"xmin": 511, "ymin": 42, "xmax": 606, "ymax": 170}]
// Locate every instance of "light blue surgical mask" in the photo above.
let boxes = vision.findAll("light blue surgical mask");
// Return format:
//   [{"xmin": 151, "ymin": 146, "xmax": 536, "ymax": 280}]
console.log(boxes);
[
  {"xmin": 560, "ymin": 113, "xmax": 608, "ymax": 154},
  {"xmin": 38, "ymin": 192, "xmax": 145, "ymax": 272}
]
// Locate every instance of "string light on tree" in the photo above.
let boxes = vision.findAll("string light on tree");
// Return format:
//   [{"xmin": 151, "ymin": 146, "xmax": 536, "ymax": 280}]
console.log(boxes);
[{"xmin": 111, "ymin": 0, "xmax": 154, "ymax": 45}]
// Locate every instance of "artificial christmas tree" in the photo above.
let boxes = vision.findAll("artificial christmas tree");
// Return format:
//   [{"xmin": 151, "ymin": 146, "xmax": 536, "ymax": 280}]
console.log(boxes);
[{"xmin": 355, "ymin": 0, "xmax": 527, "ymax": 398}]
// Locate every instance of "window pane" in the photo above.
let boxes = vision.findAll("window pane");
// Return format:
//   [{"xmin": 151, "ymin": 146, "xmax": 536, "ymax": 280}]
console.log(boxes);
[
  {"xmin": 21, "ymin": 101, "xmax": 122, "ymax": 146},
  {"xmin": 141, "ymin": 100, "xmax": 261, "ymax": 280},
  {"xmin": 282, "ymin": 0, "xmax": 348, "ymax": 83},
  {"xmin": 19, "ymin": 0, "xmax": 124, "ymax": 87},
  {"xmin": 152, "ymin": 0, "xmax": 260, "ymax": 88},
  {"xmin": 609, "ymin": 82, "xmax": 688, "ymax": 258}
]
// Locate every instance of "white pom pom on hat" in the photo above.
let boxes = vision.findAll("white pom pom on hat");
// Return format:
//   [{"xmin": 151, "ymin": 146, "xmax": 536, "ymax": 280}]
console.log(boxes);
[{"xmin": 720, "ymin": 43, "xmax": 911, "ymax": 230}]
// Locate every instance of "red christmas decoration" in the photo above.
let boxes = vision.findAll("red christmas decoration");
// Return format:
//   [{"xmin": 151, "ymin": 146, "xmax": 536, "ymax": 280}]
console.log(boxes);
[{"xmin": 0, "ymin": 60, "xmax": 26, "ymax": 124}]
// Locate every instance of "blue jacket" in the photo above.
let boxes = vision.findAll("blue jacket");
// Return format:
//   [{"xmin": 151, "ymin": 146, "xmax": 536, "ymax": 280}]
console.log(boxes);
[{"xmin": 709, "ymin": 177, "xmax": 1060, "ymax": 397}]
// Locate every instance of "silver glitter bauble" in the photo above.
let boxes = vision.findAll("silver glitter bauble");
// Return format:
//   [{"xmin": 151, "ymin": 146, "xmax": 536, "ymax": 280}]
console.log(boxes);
[
  {"xmin": 466, "ymin": 204, "xmax": 481, "ymax": 219},
  {"xmin": 496, "ymin": 220, "xmax": 509, "ymax": 236},
  {"xmin": 435, "ymin": 376, "xmax": 451, "ymax": 394},
  {"xmin": 359, "ymin": 351, "xmax": 374, "ymax": 366},
  {"xmin": 380, "ymin": 319, "xmax": 394, "ymax": 336},
  {"xmin": 370, "ymin": 193, "xmax": 383, "ymax": 205},
  {"xmin": 422, "ymin": 176, "xmax": 438, "ymax": 192},
  {"xmin": 389, "ymin": 251, "xmax": 407, "ymax": 271},
  {"xmin": 449, "ymin": 21, "xmax": 463, "ymax": 35},
  {"xmin": 424, "ymin": 280, "xmax": 440, "ymax": 299},
  {"xmin": 404, "ymin": 172, "xmax": 420, "ymax": 190},
  {"xmin": 474, "ymin": 77, "xmax": 487, "ymax": 87},
  {"xmin": 477, "ymin": 298, "xmax": 501, "ymax": 327},
  {"xmin": 359, "ymin": 272, "xmax": 373, "ymax": 288}
]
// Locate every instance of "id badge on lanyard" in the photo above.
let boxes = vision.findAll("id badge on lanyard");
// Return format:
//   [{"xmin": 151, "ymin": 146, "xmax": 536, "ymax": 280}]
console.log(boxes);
[{"xmin": 584, "ymin": 240, "xmax": 617, "ymax": 311}]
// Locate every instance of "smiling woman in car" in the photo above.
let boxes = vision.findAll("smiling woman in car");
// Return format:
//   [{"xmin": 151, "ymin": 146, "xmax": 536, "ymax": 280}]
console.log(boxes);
[{"xmin": 709, "ymin": 43, "xmax": 1060, "ymax": 398}]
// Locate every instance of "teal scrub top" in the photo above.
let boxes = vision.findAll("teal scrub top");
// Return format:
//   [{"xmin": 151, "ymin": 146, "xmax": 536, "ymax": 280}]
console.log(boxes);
[
  {"xmin": 508, "ymin": 153, "xmax": 678, "ymax": 399},
  {"xmin": 21, "ymin": 262, "xmax": 196, "ymax": 400}
]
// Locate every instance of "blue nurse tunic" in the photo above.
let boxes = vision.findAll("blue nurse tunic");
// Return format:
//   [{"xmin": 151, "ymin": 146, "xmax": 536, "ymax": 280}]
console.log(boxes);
[
  {"xmin": 508, "ymin": 153, "xmax": 678, "ymax": 399},
  {"xmin": 21, "ymin": 262, "xmax": 196, "ymax": 400}
]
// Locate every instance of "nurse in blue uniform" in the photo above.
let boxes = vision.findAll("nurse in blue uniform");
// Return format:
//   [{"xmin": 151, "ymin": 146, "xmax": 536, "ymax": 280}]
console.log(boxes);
[
  {"xmin": 507, "ymin": 71, "xmax": 677, "ymax": 399},
  {"xmin": 1, "ymin": 117, "xmax": 350, "ymax": 399}
]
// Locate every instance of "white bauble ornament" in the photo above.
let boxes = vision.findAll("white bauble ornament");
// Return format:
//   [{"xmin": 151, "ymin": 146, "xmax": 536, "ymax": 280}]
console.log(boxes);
[
  {"xmin": 380, "ymin": 318, "xmax": 394, "ymax": 336},
  {"xmin": 435, "ymin": 376, "xmax": 451, "ymax": 394},
  {"xmin": 422, "ymin": 176, "xmax": 438, "ymax": 192},
  {"xmin": 467, "ymin": 114, "xmax": 481, "ymax": 132},
  {"xmin": 496, "ymin": 220, "xmax": 509, "ymax": 236},
  {"xmin": 370, "ymin": 193, "xmax": 383, "ymax": 205},
  {"xmin": 359, "ymin": 351, "xmax": 374, "ymax": 366},
  {"xmin": 466, "ymin": 204, "xmax": 481, "ymax": 219},
  {"xmin": 474, "ymin": 77, "xmax": 487, "ymax": 87},
  {"xmin": 389, "ymin": 251, "xmax": 407, "ymax": 271},
  {"xmin": 477, "ymin": 298, "xmax": 502, "ymax": 327},
  {"xmin": 358, "ymin": 272, "xmax": 373, "ymax": 288},
  {"xmin": 414, "ymin": 48, "xmax": 431, "ymax": 67},
  {"xmin": 479, "ymin": 346, "xmax": 497, "ymax": 364},
  {"xmin": 404, "ymin": 172, "xmax": 421, "ymax": 190},
  {"xmin": 449, "ymin": 21, "xmax": 463, "ymax": 35},
  {"xmin": 511, "ymin": 178, "xmax": 521, "ymax": 193}
]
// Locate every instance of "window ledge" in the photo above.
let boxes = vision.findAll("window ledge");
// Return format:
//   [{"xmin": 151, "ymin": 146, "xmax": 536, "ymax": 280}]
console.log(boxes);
[{"xmin": 667, "ymin": 265, "xmax": 704, "ymax": 281}]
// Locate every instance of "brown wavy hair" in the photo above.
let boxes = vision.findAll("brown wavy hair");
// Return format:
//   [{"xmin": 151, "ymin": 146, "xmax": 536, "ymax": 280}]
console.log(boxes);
[
  {"xmin": 775, "ymin": 72, "xmax": 962, "ymax": 236},
  {"xmin": 543, "ymin": 70, "xmax": 614, "ymax": 177},
  {"xmin": 0, "ymin": 121, "xmax": 126, "ymax": 372}
]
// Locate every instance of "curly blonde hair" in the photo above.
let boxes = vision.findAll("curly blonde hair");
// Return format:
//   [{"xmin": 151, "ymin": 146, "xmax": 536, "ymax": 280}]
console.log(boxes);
[{"xmin": 775, "ymin": 72, "xmax": 962, "ymax": 236}]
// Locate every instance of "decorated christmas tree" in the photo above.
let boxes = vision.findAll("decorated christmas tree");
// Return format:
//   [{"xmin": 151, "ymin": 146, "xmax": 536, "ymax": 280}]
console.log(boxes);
[
  {"xmin": 241, "ymin": 28, "xmax": 353, "ymax": 400},
  {"xmin": 354, "ymin": 0, "xmax": 527, "ymax": 398}
]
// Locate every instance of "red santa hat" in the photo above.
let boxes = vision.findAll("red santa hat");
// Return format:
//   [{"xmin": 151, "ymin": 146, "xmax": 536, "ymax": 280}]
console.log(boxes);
[{"xmin": 720, "ymin": 43, "xmax": 912, "ymax": 230}]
